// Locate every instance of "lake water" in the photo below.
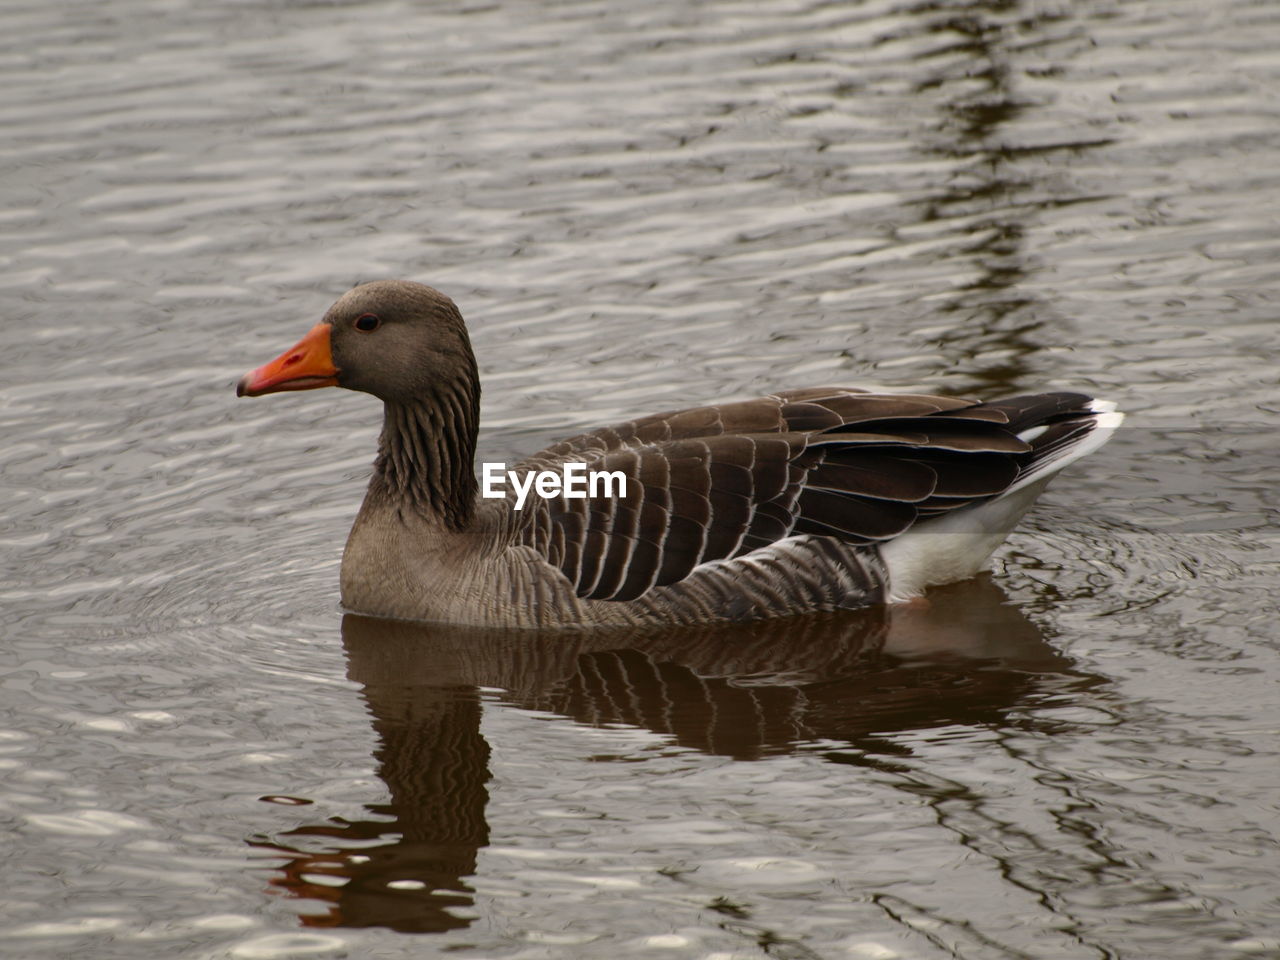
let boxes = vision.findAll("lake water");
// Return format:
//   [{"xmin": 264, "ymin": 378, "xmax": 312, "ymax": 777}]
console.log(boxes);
[{"xmin": 3, "ymin": 0, "xmax": 1278, "ymax": 957}]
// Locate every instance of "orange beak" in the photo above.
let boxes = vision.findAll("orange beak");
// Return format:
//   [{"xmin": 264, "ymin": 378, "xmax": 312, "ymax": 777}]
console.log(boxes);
[{"xmin": 236, "ymin": 323, "xmax": 339, "ymax": 397}]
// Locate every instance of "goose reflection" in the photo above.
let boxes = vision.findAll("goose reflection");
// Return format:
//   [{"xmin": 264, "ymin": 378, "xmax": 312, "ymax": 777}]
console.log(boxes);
[{"xmin": 256, "ymin": 576, "xmax": 1095, "ymax": 933}]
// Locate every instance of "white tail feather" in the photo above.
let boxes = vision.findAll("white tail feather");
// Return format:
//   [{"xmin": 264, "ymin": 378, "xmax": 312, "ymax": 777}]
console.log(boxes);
[{"xmin": 881, "ymin": 400, "xmax": 1123, "ymax": 601}]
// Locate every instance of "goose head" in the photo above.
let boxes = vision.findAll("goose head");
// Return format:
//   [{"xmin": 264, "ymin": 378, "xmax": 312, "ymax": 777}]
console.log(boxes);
[{"xmin": 236, "ymin": 280, "xmax": 477, "ymax": 406}]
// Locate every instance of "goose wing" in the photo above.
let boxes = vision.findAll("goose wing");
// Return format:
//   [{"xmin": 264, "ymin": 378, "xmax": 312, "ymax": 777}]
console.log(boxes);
[{"xmin": 509, "ymin": 388, "xmax": 1099, "ymax": 602}]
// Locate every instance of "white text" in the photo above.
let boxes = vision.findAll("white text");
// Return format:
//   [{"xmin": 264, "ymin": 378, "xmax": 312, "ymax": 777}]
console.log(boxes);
[{"xmin": 480, "ymin": 462, "xmax": 627, "ymax": 510}]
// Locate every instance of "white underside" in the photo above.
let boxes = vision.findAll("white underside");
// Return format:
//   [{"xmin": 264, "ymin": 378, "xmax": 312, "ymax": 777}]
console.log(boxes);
[
  {"xmin": 880, "ymin": 399, "xmax": 1124, "ymax": 602},
  {"xmin": 879, "ymin": 478, "xmax": 1050, "ymax": 601}
]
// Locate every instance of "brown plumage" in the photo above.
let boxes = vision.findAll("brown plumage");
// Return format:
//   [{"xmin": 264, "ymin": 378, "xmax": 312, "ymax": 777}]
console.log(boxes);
[{"xmin": 237, "ymin": 280, "xmax": 1123, "ymax": 628}]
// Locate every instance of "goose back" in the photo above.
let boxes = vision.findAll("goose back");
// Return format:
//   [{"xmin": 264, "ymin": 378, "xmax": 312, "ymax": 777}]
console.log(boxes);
[{"xmin": 505, "ymin": 387, "xmax": 1104, "ymax": 615}]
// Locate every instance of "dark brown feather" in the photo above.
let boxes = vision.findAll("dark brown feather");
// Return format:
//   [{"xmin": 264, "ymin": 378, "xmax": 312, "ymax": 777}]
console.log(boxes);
[{"xmin": 512, "ymin": 388, "xmax": 1105, "ymax": 603}]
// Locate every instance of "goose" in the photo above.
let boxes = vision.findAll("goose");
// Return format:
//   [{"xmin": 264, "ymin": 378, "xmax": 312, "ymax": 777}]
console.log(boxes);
[{"xmin": 236, "ymin": 280, "xmax": 1122, "ymax": 628}]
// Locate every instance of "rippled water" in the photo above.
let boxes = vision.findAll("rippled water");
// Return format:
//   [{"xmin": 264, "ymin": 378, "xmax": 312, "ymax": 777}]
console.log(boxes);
[{"xmin": 3, "ymin": 0, "xmax": 1278, "ymax": 957}]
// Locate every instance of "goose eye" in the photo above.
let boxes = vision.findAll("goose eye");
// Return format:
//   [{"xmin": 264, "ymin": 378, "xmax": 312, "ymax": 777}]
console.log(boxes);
[{"xmin": 354, "ymin": 313, "xmax": 380, "ymax": 332}]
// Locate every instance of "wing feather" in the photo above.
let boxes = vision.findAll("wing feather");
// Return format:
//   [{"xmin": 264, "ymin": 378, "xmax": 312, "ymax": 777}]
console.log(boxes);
[{"xmin": 511, "ymin": 389, "xmax": 1109, "ymax": 602}]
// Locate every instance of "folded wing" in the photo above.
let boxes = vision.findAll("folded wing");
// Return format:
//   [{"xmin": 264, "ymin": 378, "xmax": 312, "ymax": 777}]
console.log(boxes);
[{"xmin": 511, "ymin": 388, "xmax": 1102, "ymax": 602}]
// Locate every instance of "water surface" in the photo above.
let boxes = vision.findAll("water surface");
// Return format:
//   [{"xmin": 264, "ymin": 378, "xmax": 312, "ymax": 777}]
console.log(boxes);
[{"xmin": 3, "ymin": 0, "xmax": 1278, "ymax": 957}]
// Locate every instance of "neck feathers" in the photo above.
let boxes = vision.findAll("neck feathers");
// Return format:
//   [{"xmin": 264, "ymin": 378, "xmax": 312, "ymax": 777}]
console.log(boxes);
[{"xmin": 375, "ymin": 381, "xmax": 480, "ymax": 529}]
